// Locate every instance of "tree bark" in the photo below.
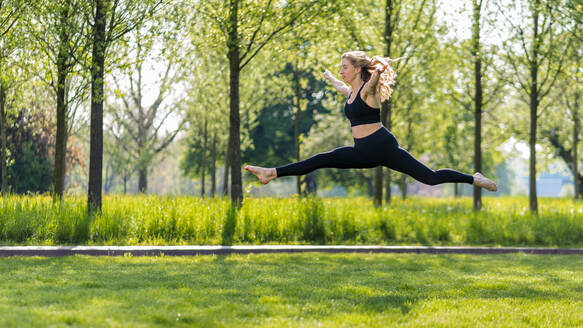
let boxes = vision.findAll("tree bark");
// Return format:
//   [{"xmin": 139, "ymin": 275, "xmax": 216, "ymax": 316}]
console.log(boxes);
[
  {"xmin": 227, "ymin": 0, "xmax": 243, "ymax": 207},
  {"xmin": 138, "ymin": 169, "xmax": 147, "ymax": 194},
  {"xmin": 0, "ymin": 82, "xmax": 6, "ymax": 196},
  {"xmin": 472, "ymin": 0, "xmax": 483, "ymax": 210},
  {"xmin": 54, "ymin": 44, "xmax": 69, "ymax": 200},
  {"xmin": 103, "ymin": 159, "xmax": 114, "ymax": 194},
  {"xmin": 88, "ymin": 0, "xmax": 107, "ymax": 212},
  {"xmin": 211, "ymin": 132, "xmax": 217, "ymax": 197},
  {"xmin": 574, "ymin": 91, "xmax": 580, "ymax": 199},
  {"xmin": 378, "ymin": 0, "xmax": 396, "ymax": 207},
  {"xmin": 529, "ymin": 1, "xmax": 540, "ymax": 213},
  {"xmin": 201, "ymin": 118, "xmax": 208, "ymax": 197},
  {"xmin": 292, "ymin": 63, "xmax": 302, "ymax": 196},
  {"xmin": 400, "ymin": 174, "xmax": 407, "ymax": 200},
  {"xmin": 545, "ymin": 130, "xmax": 583, "ymax": 196},
  {"xmin": 222, "ymin": 141, "xmax": 230, "ymax": 197}
]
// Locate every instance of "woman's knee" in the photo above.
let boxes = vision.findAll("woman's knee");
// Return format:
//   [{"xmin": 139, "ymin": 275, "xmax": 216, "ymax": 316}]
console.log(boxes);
[
  {"xmin": 402, "ymin": 169, "xmax": 441, "ymax": 186},
  {"xmin": 423, "ymin": 172, "xmax": 442, "ymax": 186}
]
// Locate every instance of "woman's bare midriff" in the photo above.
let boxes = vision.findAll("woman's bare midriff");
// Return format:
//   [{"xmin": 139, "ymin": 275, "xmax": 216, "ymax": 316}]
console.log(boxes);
[{"xmin": 352, "ymin": 122, "xmax": 382, "ymax": 139}]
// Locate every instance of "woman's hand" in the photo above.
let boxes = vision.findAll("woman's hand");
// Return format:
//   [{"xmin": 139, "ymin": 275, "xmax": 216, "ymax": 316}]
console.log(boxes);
[
  {"xmin": 370, "ymin": 65, "xmax": 387, "ymax": 81},
  {"xmin": 322, "ymin": 69, "xmax": 350, "ymax": 97}
]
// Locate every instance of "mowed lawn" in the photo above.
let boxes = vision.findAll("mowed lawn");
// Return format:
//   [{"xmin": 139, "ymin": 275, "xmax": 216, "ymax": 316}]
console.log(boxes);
[{"xmin": 1, "ymin": 253, "xmax": 583, "ymax": 327}]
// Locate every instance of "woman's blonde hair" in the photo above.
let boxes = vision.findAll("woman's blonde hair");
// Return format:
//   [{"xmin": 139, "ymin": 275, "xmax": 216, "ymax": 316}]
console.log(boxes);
[{"xmin": 341, "ymin": 51, "xmax": 400, "ymax": 103}]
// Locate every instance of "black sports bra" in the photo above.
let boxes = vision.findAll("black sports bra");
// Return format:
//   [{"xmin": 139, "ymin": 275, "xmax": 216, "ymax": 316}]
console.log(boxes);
[{"xmin": 344, "ymin": 84, "xmax": 381, "ymax": 127}]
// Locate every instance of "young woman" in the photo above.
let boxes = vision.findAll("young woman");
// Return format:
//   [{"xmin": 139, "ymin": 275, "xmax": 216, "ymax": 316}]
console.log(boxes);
[{"xmin": 244, "ymin": 51, "xmax": 498, "ymax": 192}]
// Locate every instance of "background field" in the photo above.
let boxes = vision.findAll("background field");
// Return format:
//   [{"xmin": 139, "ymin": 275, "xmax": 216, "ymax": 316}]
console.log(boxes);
[{"xmin": 2, "ymin": 195, "xmax": 582, "ymax": 247}]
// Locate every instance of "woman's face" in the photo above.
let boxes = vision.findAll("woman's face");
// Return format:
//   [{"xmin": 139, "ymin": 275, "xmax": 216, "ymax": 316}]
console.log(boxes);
[{"xmin": 340, "ymin": 58, "xmax": 360, "ymax": 82}]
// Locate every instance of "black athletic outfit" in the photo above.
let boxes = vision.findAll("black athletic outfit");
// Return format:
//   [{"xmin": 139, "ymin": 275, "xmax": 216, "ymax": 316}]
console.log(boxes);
[{"xmin": 275, "ymin": 83, "xmax": 474, "ymax": 186}]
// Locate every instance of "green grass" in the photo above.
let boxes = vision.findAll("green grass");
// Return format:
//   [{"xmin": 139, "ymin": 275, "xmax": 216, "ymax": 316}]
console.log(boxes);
[
  {"xmin": 1, "ymin": 253, "xmax": 582, "ymax": 327},
  {"xmin": 1, "ymin": 195, "xmax": 583, "ymax": 246}
]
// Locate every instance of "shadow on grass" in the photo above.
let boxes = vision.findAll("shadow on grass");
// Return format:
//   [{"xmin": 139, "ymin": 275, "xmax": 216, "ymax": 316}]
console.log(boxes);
[
  {"xmin": 1, "ymin": 254, "xmax": 583, "ymax": 326},
  {"xmin": 221, "ymin": 205, "xmax": 238, "ymax": 246}
]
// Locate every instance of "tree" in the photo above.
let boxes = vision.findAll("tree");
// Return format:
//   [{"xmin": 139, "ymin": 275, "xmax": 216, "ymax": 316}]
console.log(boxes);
[
  {"xmin": 0, "ymin": 0, "xmax": 26, "ymax": 195},
  {"xmin": 180, "ymin": 25, "xmax": 230, "ymax": 198},
  {"xmin": 108, "ymin": 6, "xmax": 188, "ymax": 194},
  {"xmin": 27, "ymin": 0, "xmax": 89, "ymax": 200},
  {"xmin": 200, "ymin": 0, "xmax": 334, "ymax": 206},
  {"xmin": 1, "ymin": 83, "xmax": 84, "ymax": 194},
  {"xmin": 471, "ymin": 0, "xmax": 486, "ymax": 208},
  {"xmin": 541, "ymin": 29, "xmax": 581, "ymax": 199},
  {"xmin": 498, "ymin": 0, "xmax": 570, "ymax": 212},
  {"xmin": 86, "ymin": 0, "xmax": 161, "ymax": 212},
  {"xmin": 103, "ymin": 124, "xmax": 136, "ymax": 194},
  {"xmin": 445, "ymin": 1, "xmax": 506, "ymax": 208}
]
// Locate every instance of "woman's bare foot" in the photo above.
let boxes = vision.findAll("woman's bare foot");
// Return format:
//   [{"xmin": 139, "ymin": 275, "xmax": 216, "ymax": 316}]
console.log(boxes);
[
  {"xmin": 244, "ymin": 165, "xmax": 277, "ymax": 184},
  {"xmin": 473, "ymin": 172, "xmax": 498, "ymax": 192}
]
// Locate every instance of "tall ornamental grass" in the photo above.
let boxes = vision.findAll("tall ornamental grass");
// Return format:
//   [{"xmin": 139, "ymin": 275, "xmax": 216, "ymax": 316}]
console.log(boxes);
[{"xmin": 0, "ymin": 194, "xmax": 582, "ymax": 246}]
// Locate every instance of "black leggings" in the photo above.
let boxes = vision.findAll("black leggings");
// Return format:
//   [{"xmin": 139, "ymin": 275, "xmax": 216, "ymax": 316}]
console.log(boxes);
[{"xmin": 275, "ymin": 127, "xmax": 474, "ymax": 186}]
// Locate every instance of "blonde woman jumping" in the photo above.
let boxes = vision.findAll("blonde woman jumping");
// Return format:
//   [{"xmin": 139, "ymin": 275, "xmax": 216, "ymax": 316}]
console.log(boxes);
[{"xmin": 245, "ymin": 51, "xmax": 498, "ymax": 192}]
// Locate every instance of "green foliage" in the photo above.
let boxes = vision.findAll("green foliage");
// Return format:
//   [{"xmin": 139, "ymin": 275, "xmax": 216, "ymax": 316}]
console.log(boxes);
[
  {"xmin": 8, "ymin": 142, "xmax": 53, "ymax": 194},
  {"xmin": 1, "ymin": 107, "xmax": 54, "ymax": 194},
  {"xmin": 243, "ymin": 66, "xmax": 333, "ymax": 167}
]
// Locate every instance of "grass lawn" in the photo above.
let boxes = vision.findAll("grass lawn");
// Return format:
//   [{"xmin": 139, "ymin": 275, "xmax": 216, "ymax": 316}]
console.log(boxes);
[{"xmin": 1, "ymin": 253, "xmax": 583, "ymax": 327}]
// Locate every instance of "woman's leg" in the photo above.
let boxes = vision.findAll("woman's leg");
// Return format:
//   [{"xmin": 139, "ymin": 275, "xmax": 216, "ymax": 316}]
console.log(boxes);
[
  {"xmin": 275, "ymin": 146, "xmax": 376, "ymax": 178},
  {"xmin": 383, "ymin": 146, "xmax": 474, "ymax": 185}
]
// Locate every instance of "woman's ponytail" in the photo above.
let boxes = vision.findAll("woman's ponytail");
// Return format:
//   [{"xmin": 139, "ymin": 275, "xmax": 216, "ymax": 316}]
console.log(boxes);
[{"xmin": 367, "ymin": 56, "xmax": 402, "ymax": 103}]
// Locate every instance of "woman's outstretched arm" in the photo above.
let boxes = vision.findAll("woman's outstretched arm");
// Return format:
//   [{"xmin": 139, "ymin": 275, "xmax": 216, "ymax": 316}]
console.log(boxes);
[{"xmin": 323, "ymin": 69, "xmax": 351, "ymax": 97}]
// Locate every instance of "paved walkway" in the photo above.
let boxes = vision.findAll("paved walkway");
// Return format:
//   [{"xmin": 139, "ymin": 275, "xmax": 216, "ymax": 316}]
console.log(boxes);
[{"xmin": 1, "ymin": 245, "xmax": 583, "ymax": 257}]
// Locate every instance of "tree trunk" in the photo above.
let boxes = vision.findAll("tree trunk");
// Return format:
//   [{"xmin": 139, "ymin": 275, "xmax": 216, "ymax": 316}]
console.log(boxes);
[
  {"xmin": 0, "ymin": 82, "xmax": 6, "ymax": 196},
  {"xmin": 138, "ymin": 169, "xmax": 147, "ymax": 194},
  {"xmin": 104, "ymin": 160, "xmax": 114, "ymax": 194},
  {"xmin": 374, "ymin": 167, "xmax": 383, "ymax": 207},
  {"xmin": 546, "ymin": 129, "xmax": 580, "ymax": 198},
  {"xmin": 529, "ymin": 2, "xmax": 540, "ymax": 213},
  {"xmin": 201, "ymin": 118, "xmax": 208, "ymax": 197},
  {"xmin": 293, "ymin": 64, "xmax": 302, "ymax": 196},
  {"xmin": 383, "ymin": 101, "xmax": 393, "ymax": 204},
  {"xmin": 222, "ymin": 142, "xmax": 230, "ymax": 197},
  {"xmin": 88, "ymin": 0, "xmax": 107, "ymax": 213},
  {"xmin": 472, "ymin": 0, "xmax": 483, "ymax": 210},
  {"xmin": 53, "ymin": 3, "xmax": 71, "ymax": 201},
  {"xmin": 54, "ymin": 53, "xmax": 68, "ymax": 200},
  {"xmin": 574, "ymin": 92, "xmax": 580, "ymax": 199},
  {"xmin": 211, "ymin": 132, "xmax": 217, "ymax": 197},
  {"xmin": 228, "ymin": 0, "xmax": 243, "ymax": 207},
  {"xmin": 379, "ymin": 0, "xmax": 395, "ymax": 207},
  {"xmin": 400, "ymin": 174, "xmax": 407, "ymax": 200}
]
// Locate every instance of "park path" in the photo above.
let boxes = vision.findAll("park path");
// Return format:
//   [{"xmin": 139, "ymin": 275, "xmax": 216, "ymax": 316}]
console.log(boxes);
[{"xmin": 1, "ymin": 245, "xmax": 583, "ymax": 257}]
